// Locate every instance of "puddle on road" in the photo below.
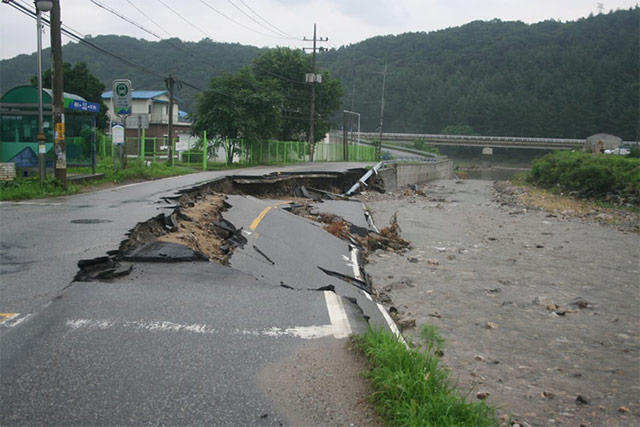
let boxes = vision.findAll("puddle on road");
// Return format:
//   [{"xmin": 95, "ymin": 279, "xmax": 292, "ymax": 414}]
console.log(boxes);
[{"xmin": 70, "ymin": 219, "xmax": 113, "ymax": 224}]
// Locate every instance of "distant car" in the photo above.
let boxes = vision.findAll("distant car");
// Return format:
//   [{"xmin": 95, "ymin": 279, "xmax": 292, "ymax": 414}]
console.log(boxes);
[{"xmin": 604, "ymin": 147, "xmax": 630, "ymax": 155}]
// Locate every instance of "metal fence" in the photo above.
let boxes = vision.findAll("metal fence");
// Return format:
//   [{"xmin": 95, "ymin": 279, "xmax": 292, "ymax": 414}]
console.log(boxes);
[{"xmin": 98, "ymin": 136, "xmax": 377, "ymax": 166}]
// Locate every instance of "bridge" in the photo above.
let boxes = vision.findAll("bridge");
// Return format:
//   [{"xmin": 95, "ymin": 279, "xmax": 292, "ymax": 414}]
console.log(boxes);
[{"xmin": 357, "ymin": 132, "xmax": 587, "ymax": 150}]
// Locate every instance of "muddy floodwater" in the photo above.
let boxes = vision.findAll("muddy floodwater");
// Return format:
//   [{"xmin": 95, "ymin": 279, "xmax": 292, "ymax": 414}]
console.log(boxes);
[{"xmin": 363, "ymin": 180, "xmax": 639, "ymax": 426}]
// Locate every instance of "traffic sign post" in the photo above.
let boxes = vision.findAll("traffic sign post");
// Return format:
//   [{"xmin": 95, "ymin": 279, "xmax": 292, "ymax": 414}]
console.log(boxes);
[
  {"xmin": 112, "ymin": 79, "xmax": 132, "ymax": 169},
  {"xmin": 112, "ymin": 79, "xmax": 132, "ymax": 116}
]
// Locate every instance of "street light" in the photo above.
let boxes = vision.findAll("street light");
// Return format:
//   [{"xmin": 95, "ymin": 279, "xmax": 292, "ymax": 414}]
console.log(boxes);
[{"xmin": 35, "ymin": 0, "xmax": 52, "ymax": 182}]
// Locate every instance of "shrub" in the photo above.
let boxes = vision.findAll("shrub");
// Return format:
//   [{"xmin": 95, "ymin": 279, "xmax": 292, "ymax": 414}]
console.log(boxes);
[{"xmin": 527, "ymin": 151, "xmax": 640, "ymax": 205}]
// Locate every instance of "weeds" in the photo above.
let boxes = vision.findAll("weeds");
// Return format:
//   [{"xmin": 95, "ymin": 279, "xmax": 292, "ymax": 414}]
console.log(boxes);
[
  {"xmin": 356, "ymin": 327, "xmax": 497, "ymax": 427},
  {"xmin": 0, "ymin": 160, "xmax": 193, "ymax": 201},
  {"xmin": 420, "ymin": 324, "xmax": 445, "ymax": 353},
  {"xmin": 527, "ymin": 151, "xmax": 639, "ymax": 206},
  {"xmin": 0, "ymin": 177, "xmax": 77, "ymax": 200}
]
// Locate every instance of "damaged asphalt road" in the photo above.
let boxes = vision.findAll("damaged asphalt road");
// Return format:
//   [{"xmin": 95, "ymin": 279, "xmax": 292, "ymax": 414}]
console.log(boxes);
[{"xmin": 0, "ymin": 162, "xmax": 401, "ymax": 425}]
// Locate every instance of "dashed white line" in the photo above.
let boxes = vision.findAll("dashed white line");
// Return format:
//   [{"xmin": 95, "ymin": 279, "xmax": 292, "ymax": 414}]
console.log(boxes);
[
  {"xmin": 65, "ymin": 318, "xmax": 337, "ymax": 340},
  {"xmin": 323, "ymin": 291, "xmax": 353, "ymax": 338}
]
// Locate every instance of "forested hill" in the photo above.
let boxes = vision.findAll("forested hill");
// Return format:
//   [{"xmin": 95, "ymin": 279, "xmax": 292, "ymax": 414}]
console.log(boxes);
[
  {"xmin": 320, "ymin": 8, "xmax": 638, "ymax": 140},
  {"xmin": 0, "ymin": 36, "xmax": 263, "ymax": 113},
  {"xmin": 1, "ymin": 8, "xmax": 637, "ymax": 139}
]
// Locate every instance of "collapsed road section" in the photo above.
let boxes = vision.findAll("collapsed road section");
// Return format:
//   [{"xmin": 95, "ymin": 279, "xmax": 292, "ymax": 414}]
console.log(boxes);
[
  {"xmin": 2, "ymin": 162, "xmax": 451, "ymax": 425},
  {"xmin": 74, "ymin": 167, "xmax": 408, "ymax": 334}
]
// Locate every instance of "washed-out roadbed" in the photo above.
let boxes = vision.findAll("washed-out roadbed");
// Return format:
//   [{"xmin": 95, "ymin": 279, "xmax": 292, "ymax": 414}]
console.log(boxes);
[{"xmin": 362, "ymin": 179, "xmax": 639, "ymax": 426}]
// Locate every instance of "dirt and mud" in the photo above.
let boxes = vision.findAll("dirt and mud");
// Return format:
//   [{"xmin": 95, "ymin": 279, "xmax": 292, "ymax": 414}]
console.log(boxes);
[{"xmin": 362, "ymin": 179, "xmax": 639, "ymax": 426}]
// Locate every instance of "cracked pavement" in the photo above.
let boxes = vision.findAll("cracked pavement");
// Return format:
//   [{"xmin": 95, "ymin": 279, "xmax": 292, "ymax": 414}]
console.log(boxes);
[{"xmin": 0, "ymin": 163, "xmax": 394, "ymax": 425}]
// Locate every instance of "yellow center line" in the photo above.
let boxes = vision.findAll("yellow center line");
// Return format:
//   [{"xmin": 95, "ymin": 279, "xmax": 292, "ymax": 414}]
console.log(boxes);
[
  {"xmin": 249, "ymin": 201, "xmax": 292, "ymax": 231},
  {"xmin": 0, "ymin": 313, "xmax": 19, "ymax": 324}
]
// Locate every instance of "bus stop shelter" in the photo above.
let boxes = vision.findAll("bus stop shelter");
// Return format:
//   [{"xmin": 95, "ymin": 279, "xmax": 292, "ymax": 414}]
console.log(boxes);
[{"xmin": 0, "ymin": 85, "xmax": 100, "ymax": 172}]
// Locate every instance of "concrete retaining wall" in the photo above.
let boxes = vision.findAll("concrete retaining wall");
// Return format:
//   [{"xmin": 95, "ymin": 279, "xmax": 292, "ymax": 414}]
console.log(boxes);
[{"xmin": 378, "ymin": 160, "xmax": 453, "ymax": 192}]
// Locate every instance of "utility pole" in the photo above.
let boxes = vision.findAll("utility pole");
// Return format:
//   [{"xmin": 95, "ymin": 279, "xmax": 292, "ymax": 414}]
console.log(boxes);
[
  {"xmin": 35, "ymin": 0, "xmax": 52, "ymax": 183},
  {"xmin": 377, "ymin": 63, "xmax": 388, "ymax": 160},
  {"xmin": 165, "ymin": 74, "xmax": 175, "ymax": 166},
  {"xmin": 50, "ymin": 0, "xmax": 66, "ymax": 186},
  {"xmin": 303, "ymin": 24, "xmax": 327, "ymax": 162}
]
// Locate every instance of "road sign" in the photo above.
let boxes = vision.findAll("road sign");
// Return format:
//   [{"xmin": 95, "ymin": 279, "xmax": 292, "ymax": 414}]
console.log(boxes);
[
  {"xmin": 305, "ymin": 73, "xmax": 322, "ymax": 83},
  {"xmin": 67, "ymin": 100, "xmax": 101, "ymax": 113},
  {"xmin": 112, "ymin": 79, "xmax": 132, "ymax": 117},
  {"xmin": 112, "ymin": 124, "xmax": 125, "ymax": 145}
]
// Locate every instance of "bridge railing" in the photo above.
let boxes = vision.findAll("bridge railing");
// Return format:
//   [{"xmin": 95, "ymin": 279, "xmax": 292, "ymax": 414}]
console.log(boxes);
[{"xmin": 358, "ymin": 132, "xmax": 587, "ymax": 146}]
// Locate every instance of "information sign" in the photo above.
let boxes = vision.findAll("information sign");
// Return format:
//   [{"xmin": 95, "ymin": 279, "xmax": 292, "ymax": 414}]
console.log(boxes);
[
  {"xmin": 112, "ymin": 124, "xmax": 125, "ymax": 145},
  {"xmin": 112, "ymin": 79, "xmax": 132, "ymax": 117}
]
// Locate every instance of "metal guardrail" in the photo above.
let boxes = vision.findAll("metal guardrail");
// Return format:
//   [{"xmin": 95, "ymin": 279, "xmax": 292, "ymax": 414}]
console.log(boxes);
[{"xmin": 359, "ymin": 132, "xmax": 586, "ymax": 144}]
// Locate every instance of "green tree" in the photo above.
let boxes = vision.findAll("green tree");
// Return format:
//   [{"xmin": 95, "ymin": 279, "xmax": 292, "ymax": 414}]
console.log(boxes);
[
  {"xmin": 440, "ymin": 124, "xmax": 475, "ymax": 135},
  {"xmin": 193, "ymin": 68, "xmax": 282, "ymax": 165},
  {"xmin": 31, "ymin": 62, "xmax": 108, "ymax": 129},
  {"xmin": 252, "ymin": 47, "xmax": 343, "ymax": 146}
]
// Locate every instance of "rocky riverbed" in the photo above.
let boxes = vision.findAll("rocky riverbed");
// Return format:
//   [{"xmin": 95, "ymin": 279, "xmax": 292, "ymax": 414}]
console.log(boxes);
[{"xmin": 363, "ymin": 179, "xmax": 639, "ymax": 426}]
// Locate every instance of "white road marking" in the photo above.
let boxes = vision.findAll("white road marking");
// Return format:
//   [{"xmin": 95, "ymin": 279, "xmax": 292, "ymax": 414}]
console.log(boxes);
[
  {"xmin": 0, "ymin": 313, "xmax": 32, "ymax": 328},
  {"xmin": 0, "ymin": 201, "xmax": 62, "ymax": 206},
  {"xmin": 65, "ymin": 318, "xmax": 337, "ymax": 340},
  {"xmin": 350, "ymin": 247, "xmax": 363, "ymax": 280},
  {"xmin": 262, "ymin": 325, "xmax": 335, "ymax": 339},
  {"xmin": 349, "ymin": 246, "xmax": 408, "ymax": 346},
  {"xmin": 323, "ymin": 291, "xmax": 353, "ymax": 338},
  {"xmin": 376, "ymin": 302, "xmax": 407, "ymax": 346}
]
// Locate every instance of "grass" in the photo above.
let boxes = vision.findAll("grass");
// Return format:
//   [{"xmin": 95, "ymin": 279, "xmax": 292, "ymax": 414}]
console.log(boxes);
[
  {"xmin": 0, "ymin": 159, "xmax": 195, "ymax": 201},
  {"xmin": 355, "ymin": 327, "xmax": 497, "ymax": 427},
  {"xmin": 527, "ymin": 151, "xmax": 639, "ymax": 205},
  {"xmin": 511, "ymin": 171, "xmax": 640, "ymax": 216},
  {"xmin": 0, "ymin": 177, "xmax": 78, "ymax": 200}
]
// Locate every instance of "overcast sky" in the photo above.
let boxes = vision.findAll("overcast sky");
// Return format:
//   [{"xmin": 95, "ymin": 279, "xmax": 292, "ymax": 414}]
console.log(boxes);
[{"xmin": 1, "ymin": 0, "xmax": 638, "ymax": 60}]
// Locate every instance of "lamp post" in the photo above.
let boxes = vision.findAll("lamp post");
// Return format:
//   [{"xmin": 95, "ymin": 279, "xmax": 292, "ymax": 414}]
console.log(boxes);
[{"xmin": 35, "ymin": 0, "xmax": 52, "ymax": 183}]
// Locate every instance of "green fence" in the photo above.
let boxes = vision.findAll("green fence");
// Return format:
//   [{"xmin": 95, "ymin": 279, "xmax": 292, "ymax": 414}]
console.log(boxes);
[
  {"xmin": 240, "ymin": 140, "xmax": 376, "ymax": 163},
  {"xmin": 97, "ymin": 135, "xmax": 376, "ymax": 166}
]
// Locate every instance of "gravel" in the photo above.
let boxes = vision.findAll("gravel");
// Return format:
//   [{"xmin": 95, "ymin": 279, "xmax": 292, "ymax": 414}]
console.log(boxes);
[{"xmin": 364, "ymin": 179, "xmax": 639, "ymax": 427}]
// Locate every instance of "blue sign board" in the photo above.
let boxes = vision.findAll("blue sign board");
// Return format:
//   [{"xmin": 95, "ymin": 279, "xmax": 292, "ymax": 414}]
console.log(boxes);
[{"xmin": 68, "ymin": 100, "xmax": 101, "ymax": 113}]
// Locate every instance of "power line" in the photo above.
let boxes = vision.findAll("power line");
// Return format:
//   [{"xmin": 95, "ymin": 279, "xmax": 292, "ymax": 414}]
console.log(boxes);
[
  {"xmin": 236, "ymin": 0, "xmax": 294, "ymax": 38},
  {"xmin": 91, "ymin": 0, "xmax": 306, "ymax": 88},
  {"xmin": 224, "ymin": 0, "xmax": 296, "ymax": 39},
  {"xmin": 154, "ymin": 0, "xmax": 211, "ymax": 39},
  {"xmin": 198, "ymin": 0, "xmax": 291, "ymax": 40},
  {"xmin": 88, "ymin": 0, "xmax": 221, "ymax": 73},
  {"xmin": 123, "ymin": 0, "xmax": 173, "ymax": 37},
  {"xmin": 89, "ymin": 0, "xmax": 164, "ymax": 40},
  {"xmin": 7, "ymin": 0, "xmax": 203, "ymax": 92}
]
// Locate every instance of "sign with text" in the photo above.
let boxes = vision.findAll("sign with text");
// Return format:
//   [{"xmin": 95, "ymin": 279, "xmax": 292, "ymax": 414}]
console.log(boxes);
[
  {"xmin": 112, "ymin": 124, "xmax": 125, "ymax": 145},
  {"xmin": 112, "ymin": 79, "xmax": 132, "ymax": 117},
  {"xmin": 67, "ymin": 100, "xmax": 101, "ymax": 113}
]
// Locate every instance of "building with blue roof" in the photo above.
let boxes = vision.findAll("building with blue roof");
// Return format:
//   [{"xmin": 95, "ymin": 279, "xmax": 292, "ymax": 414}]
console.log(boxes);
[{"xmin": 101, "ymin": 89, "xmax": 193, "ymax": 156}]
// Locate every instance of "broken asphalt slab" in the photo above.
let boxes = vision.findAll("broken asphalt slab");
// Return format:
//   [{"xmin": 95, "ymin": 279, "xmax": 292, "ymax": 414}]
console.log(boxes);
[
  {"xmin": 223, "ymin": 194, "xmax": 391, "ymax": 330},
  {"xmin": 123, "ymin": 241, "xmax": 209, "ymax": 262}
]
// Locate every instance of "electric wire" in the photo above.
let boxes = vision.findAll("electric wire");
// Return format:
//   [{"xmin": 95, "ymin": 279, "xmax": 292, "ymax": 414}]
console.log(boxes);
[
  {"xmin": 88, "ymin": 0, "xmax": 221, "ymax": 73},
  {"xmin": 198, "ymin": 0, "xmax": 291, "ymax": 40},
  {"xmin": 6, "ymin": 1, "xmax": 322, "ymax": 118},
  {"xmin": 8, "ymin": 0, "xmax": 204, "ymax": 91},
  {"xmin": 154, "ymin": 0, "xmax": 211, "ymax": 39},
  {"xmin": 88, "ymin": 0, "xmax": 164, "ymax": 40},
  {"xmin": 236, "ymin": 0, "xmax": 294, "ymax": 38},
  {"xmin": 123, "ymin": 0, "xmax": 173, "ymax": 37},
  {"xmin": 224, "ymin": 0, "xmax": 296, "ymax": 39}
]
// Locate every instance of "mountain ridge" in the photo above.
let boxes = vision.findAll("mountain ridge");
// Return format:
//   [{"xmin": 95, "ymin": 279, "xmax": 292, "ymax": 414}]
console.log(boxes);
[{"xmin": 1, "ymin": 8, "xmax": 637, "ymax": 139}]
